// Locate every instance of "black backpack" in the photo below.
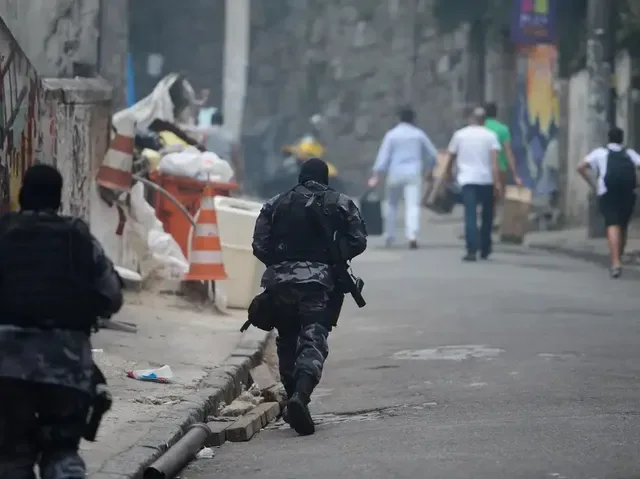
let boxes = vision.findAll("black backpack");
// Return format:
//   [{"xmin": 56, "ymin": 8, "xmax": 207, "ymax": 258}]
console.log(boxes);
[{"xmin": 604, "ymin": 148, "xmax": 637, "ymax": 193}]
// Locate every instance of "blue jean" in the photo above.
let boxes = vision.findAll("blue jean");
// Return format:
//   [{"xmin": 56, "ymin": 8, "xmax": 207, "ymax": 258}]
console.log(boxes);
[{"xmin": 461, "ymin": 184, "xmax": 494, "ymax": 256}]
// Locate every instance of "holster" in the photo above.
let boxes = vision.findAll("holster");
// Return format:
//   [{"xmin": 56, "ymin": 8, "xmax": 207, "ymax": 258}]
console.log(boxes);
[
  {"xmin": 240, "ymin": 289, "xmax": 279, "ymax": 332},
  {"xmin": 84, "ymin": 363, "xmax": 112, "ymax": 442}
]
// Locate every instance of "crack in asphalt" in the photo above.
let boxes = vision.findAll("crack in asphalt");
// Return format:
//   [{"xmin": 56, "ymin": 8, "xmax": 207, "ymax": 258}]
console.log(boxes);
[{"xmin": 265, "ymin": 402, "xmax": 438, "ymax": 430}]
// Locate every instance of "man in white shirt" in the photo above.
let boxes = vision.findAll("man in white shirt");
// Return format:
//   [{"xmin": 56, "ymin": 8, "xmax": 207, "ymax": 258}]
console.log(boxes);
[
  {"xmin": 368, "ymin": 107, "xmax": 438, "ymax": 249},
  {"xmin": 444, "ymin": 107, "xmax": 501, "ymax": 261},
  {"xmin": 577, "ymin": 127, "xmax": 640, "ymax": 278}
]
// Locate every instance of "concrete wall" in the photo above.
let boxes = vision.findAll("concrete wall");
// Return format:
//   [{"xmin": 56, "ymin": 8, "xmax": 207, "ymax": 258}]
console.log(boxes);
[
  {"xmin": 0, "ymin": 16, "xmax": 44, "ymax": 213},
  {"xmin": 0, "ymin": 0, "xmax": 128, "ymax": 110},
  {"xmin": 562, "ymin": 51, "xmax": 640, "ymax": 227},
  {"xmin": 565, "ymin": 70, "xmax": 590, "ymax": 226},
  {"xmin": 0, "ymin": 0, "xmax": 100, "ymax": 77},
  {"xmin": 99, "ymin": 0, "xmax": 129, "ymax": 110},
  {"xmin": 40, "ymin": 78, "xmax": 111, "ymax": 220},
  {"xmin": 0, "ymin": 17, "xmax": 113, "ymax": 223}
]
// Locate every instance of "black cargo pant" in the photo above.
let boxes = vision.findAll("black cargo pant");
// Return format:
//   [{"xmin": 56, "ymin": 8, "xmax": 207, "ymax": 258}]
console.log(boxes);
[
  {"xmin": 0, "ymin": 378, "xmax": 90, "ymax": 479},
  {"xmin": 272, "ymin": 283, "xmax": 344, "ymax": 400}
]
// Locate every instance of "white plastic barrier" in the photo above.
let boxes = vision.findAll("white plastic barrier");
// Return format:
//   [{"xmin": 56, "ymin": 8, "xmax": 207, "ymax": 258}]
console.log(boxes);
[{"xmin": 214, "ymin": 196, "xmax": 264, "ymax": 309}]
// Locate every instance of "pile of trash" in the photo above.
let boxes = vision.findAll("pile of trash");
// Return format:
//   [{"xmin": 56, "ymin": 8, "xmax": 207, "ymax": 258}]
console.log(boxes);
[{"xmin": 92, "ymin": 73, "xmax": 236, "ymax": 283}]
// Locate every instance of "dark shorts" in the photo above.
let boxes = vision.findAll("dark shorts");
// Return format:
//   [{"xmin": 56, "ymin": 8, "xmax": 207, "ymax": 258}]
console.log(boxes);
[{"xmin": 599, "ymin": 191, "xmax": 636, "ymax": 228}]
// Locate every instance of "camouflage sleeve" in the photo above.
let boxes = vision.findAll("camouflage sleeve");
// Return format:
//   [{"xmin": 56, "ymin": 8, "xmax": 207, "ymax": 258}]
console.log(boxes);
[
  {"xmin": 90, "ymin": 234, "xmax": 124, "ymax": 317},
  {"xmin": 252, "ymin": 194, "xmax": 280, "ymax": 266},
  {"xmin": 337, "ymin": 194, "xmax": 368, "ymax": 260}
]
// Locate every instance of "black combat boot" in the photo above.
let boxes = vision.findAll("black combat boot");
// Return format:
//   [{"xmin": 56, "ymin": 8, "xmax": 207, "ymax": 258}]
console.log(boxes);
[
  {"xmin": 281, "ymin": 381, "xmax": 296, "ymax": 424},
  {"xmin": 287, "ymin": 374, "xmax": 315, "ymax": 435}
]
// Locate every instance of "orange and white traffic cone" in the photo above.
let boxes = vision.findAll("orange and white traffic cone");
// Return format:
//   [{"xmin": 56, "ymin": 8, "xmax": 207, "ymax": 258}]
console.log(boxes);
[
  {"xmin": 96, "ymin": 115, "xmax": 135, "ymax": 192},
  {"xmin": 184, "ymin": 183, "xmax": 228, "ymax": 281}
]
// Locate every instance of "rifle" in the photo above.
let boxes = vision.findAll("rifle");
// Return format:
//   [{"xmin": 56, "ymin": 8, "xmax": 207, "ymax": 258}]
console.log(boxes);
[{"xmin": 305, "ymin": 195, "xmax": 366, "ymax": 308}]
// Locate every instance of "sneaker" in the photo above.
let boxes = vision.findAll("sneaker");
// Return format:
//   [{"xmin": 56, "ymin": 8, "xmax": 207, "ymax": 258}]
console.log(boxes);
[
  {"xmin": 610, "ymin": 266, "xmax": 622, "ymax": 278},
  {"xmin": 462, "ymin": 253, "xmax": 477, "ymax": 262},
  {"xmin": 287, "ymin": 393, "xmax": 315, "ymax": 436}
]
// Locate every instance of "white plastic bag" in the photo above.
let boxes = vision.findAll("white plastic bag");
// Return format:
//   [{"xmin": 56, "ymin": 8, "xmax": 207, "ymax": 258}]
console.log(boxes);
[
  {"xmin": 128, "ymin": 182, "xmax": 189, "ymax": 280},
  {"xmin": 158, "ymin": 148, "xmax": 234, "ymax": 182}
]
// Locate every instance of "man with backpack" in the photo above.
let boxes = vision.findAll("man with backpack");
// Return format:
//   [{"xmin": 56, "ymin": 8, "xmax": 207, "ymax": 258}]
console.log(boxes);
[{"xmin": 577, "ymin": 127, "xmax": 640, "ymax": 277}]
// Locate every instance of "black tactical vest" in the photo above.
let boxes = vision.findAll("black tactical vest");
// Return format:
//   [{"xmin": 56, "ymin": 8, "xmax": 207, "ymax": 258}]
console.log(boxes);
[
  {"xmin": 0, "ymin": 212, "xmax": 96, "ymax": 333},
  {"xmin": 269, "ymin": 184, "xmax": 340, "ymax": 264}
]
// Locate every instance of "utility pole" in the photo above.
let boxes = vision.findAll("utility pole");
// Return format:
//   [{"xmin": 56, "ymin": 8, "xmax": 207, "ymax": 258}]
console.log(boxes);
[{"xmin": 586, "ymin": 0, "xmax": 612, "ymax": 238}]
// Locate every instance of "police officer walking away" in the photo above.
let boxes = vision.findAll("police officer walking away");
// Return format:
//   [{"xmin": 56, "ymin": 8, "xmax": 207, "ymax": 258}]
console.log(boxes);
[
  {"xmin": 0, "ymin": 164, "xmax": 124, "ymax": 479},
  {"xmin": 252, "ymin": 158, "xmax": 367, "ymax": 435}
]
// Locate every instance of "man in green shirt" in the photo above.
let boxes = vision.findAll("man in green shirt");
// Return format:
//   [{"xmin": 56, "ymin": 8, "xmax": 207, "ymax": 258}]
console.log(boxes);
[{"xmin": 484, "ymin": 103, "xmax": 522, "ymax": 220}]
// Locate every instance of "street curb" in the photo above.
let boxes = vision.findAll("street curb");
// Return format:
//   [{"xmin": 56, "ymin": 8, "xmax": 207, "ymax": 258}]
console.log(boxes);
[
  {"xmin": 528, "ymin": 243, "xmax": 640, "ymax": 280},
  {"xmin": 91, "ymin": 328, "xmax": 274, "ymax": 479}
]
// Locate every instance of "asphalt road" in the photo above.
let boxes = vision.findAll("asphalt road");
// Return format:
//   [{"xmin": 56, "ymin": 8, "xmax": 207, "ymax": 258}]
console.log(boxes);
[{"xmin": 184, "ymin": 219, "xmax": 640, "ymax": 479}]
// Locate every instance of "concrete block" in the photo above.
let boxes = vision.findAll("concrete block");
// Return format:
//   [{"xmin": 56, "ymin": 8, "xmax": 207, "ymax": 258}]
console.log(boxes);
[
  {"xmin": 252, "ymin": 402, "xmax": 280, "ymax": 427},
  {"xmin": 204, "ymin": 421, "xmax": 231, "ymax": 447},
  {"xmin": 225, "ymin": 412, "xmax": 262, "ymax": 442},
  {"xmin": 263, "ymin": 383, "xmax": 287, "ymax": 406},
  {"xmin": 250, "ymin": 363, "xmax": 277, "ymax": 391}
]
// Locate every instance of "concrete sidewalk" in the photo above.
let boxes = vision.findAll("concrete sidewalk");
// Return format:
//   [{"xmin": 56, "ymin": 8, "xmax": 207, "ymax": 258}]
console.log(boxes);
[
  {"xmin": 527, "ymin": 227, "xmax": 640, "ymax": 276},
  {"xmin": 84, "ymin": 290, "xmax": 269, "ymax": 478}
]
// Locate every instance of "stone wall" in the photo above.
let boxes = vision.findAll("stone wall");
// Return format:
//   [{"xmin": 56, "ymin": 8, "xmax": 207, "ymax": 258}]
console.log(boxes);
[
  {"xmin": 242, "ymin": 0, "xmax": 473, "ymax": 190},
  {"xmin": 129, "ymin": 0, "xmax": 225, "ymax": 107}
]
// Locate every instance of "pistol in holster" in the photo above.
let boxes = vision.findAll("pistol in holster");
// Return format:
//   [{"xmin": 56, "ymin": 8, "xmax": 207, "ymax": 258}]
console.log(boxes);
[{"xmin": 84, "ymin": 364, "xmax": 112, "ymax": 442}]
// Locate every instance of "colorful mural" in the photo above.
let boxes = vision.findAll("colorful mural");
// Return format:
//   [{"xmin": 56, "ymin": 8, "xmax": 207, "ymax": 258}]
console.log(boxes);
[
  {"xmin": 511, "ymin": 44, "xmax": 559, "ymax": 199},
  {"xmin": 0, "ymin": 23, "xmax": 43, "ymax": 212}
]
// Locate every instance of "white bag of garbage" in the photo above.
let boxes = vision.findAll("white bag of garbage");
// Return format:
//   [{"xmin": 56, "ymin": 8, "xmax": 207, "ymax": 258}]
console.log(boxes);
[
  {"xmin": 158, "ymin": 147, "xmax": 234, "ymax": 183},
  {"xmin": 128, "ymin": 182, "xmax": 189, "ymax": 280}
]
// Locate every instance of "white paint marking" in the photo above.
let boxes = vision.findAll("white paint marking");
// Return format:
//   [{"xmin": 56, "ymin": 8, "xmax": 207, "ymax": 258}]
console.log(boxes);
[{"xmin": 392, "ymin": 345, "xmax": 504, "ymax": 361}]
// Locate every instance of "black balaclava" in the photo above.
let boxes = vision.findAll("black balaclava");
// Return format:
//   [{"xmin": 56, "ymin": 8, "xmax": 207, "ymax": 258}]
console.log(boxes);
[
  {"xmin": 298, "ymin": 157, "xmax": 329, "ymax": 186},
  {"xmin": 19, "ymin": 164, "xmax": 63, "ymax": 212}
]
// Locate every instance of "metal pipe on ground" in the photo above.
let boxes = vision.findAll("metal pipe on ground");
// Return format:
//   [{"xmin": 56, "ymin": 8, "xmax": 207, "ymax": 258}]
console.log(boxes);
[{"xmin": 143, "ymin": 423, "xmax": 211, "ymax": 479}]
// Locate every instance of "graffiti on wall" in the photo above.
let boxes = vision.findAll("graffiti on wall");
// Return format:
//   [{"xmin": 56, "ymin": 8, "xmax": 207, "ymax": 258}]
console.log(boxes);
[
  {"xmin": 0, "ymin": 24, "xmax": 43, "ymax": 212},
  {"xmin": 511, "ymin": 44, "xmax": 559, "ymax": 201}
]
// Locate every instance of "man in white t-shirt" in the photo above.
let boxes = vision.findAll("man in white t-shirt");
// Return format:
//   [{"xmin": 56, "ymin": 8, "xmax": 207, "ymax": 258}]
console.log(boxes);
[
  {"xmin": 444, "ymin": 107, "xmax": 501, "ymax": 261},
  {"xmin": 577, "ymin": 127, "xmax": 640, "ymax": 278}
]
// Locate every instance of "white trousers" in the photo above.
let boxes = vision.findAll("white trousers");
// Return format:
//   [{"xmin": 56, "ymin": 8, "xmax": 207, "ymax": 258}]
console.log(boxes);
[{"xmin": 384, "ymin": 176, "xmax": 422, "ymax": 242}]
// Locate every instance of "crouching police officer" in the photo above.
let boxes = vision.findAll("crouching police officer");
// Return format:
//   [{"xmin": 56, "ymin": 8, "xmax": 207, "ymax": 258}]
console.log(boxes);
[
  {"xmin": 252, "ymin": 158, "xmax": 367, "ymax": 435},
  {"xmin": 0, "ymin": 164, "xmax": 123, "ymax": 479}
]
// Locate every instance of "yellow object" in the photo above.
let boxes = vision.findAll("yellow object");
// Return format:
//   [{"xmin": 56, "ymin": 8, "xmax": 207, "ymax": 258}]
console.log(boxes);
[
  {"xmin": 326, "ymin": 161, "xmax": 338, "ymax": 177},
  {"xmin": 292, "ymin": 135, "xmax": 325, "ymax": 160},
  {"xmin": 158, "ymin": 130, "xmax": 189, "ymax": 147},
  {"xmin": 141, "ymin": 148, "xmax": 162, "ymax": 171}
]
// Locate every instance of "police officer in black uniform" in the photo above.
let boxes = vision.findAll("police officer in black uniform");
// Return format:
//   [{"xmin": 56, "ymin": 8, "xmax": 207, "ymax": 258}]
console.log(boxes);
[
  {"xmin": 252, "ymin": 158, "xmax": 367, "ymax": 435},
  {"xmin": 0, "ymin": 164, "xmax": 123, "ymax": 479}
]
